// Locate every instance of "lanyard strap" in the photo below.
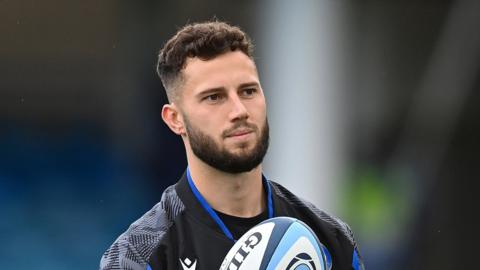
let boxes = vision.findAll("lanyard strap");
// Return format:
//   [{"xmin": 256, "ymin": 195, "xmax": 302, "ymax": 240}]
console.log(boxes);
[{"xmin": 186, "ymin": 167, "xmax": 274, "ymax": 242}]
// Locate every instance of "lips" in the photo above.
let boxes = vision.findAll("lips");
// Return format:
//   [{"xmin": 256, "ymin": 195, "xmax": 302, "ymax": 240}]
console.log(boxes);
[{"xmin": 226, "ymin": 129, "xmax": 253, "ymax": 137}]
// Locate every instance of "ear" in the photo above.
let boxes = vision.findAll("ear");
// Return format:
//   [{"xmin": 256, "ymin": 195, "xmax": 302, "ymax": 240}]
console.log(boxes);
[{"xmin": 161, "ymin": 103, "xmax": 185, "ymax": 135}]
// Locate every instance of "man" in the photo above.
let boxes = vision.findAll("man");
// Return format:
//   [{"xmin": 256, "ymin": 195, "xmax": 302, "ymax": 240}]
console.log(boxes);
[{"xmin": 100, "ymin": 21, "xmax": 364, "ymax": 270}]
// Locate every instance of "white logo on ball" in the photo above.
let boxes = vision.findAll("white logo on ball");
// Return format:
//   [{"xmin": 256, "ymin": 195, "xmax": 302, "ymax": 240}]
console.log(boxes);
[{"xmin": 219, "ymin": 222, "xmax": 275, "ymax": 270}]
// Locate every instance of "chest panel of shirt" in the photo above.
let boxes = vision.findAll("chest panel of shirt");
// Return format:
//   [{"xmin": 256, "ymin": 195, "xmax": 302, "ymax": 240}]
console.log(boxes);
[{"xmin": 149, "ymin": 211, "xmax": 235, "ymax": 270}]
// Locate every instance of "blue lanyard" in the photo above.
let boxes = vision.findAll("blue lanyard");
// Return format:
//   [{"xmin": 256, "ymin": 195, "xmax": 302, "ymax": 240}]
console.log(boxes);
[{"xmin": 186, "ymin": 167, "xmax": 274, "ymax": 242}]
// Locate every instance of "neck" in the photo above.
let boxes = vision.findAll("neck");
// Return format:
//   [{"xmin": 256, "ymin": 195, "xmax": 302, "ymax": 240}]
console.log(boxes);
[{"xmin": 187, "ymin": 154, "xmax": 265, "ymax": 218}]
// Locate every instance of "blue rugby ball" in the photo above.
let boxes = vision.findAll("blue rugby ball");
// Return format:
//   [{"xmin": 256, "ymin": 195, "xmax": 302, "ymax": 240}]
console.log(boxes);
[{"xmin": 219, "ymin": 217, "xmax": 329, "ymax": 270}]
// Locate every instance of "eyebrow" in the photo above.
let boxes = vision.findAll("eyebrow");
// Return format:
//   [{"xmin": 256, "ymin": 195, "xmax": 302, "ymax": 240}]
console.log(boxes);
[
  {"xmin": 196, "ymin": 82, "xmax": 260, "ymax": 98},
  {"xmin": 196, "ymin": 87, "xmax": 225, "ymax": 99},
  {"xmin": 238, "ymin": 82, "xmax": 260, "ymax": 89}
]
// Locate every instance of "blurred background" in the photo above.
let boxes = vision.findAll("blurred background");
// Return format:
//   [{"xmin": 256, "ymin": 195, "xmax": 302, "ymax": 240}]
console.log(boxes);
[{"xmin": 1, "ymin": 0, "xmax": 479, "ymax": 269}]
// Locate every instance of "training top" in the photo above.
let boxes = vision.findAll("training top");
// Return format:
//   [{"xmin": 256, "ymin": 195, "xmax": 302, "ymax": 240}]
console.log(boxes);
[{"xmin": 100, "ymin": 172, "xmax": 365, "ymax": 270}]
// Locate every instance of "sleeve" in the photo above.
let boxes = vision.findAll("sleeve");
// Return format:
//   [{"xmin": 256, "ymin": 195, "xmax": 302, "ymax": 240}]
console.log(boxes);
[
  {"xmin": 343, "ymin": 222, "xmax": 365, "ymax": 270},
  {"xmin": 352, "ymin": 247, "xmax": 365, "ymax": 270},
  {"xmin": 99, "ymin": 234, "xmax": 148, "ymax": 270},
  {"xmin": 99, "ymin": 186, "xmax": 182, "ymax": 270}
]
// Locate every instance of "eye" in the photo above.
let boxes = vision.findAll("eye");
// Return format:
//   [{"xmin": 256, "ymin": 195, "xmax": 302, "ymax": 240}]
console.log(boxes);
[
  {"xmin": 203, "ymin": 93, "xmax": 223, "ymax": 102},
  {"xmin": 207, "ymin": 94, "xmax": 219, "ymax": 100},
  {"xmin": 241, "ymin": 88, "xmax": 257, "ymax": 97}
]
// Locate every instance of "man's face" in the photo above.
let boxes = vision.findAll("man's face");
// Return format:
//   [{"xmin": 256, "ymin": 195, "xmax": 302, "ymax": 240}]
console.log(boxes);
[{"xmin": 178, "ymin": 50, "xmax": 269, "ymax": 173}]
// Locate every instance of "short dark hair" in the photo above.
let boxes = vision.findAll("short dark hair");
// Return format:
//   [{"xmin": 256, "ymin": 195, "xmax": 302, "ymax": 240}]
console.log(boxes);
[{"xmin": 157, "ymin": 20, "xmax": 254, "ymax": 102}]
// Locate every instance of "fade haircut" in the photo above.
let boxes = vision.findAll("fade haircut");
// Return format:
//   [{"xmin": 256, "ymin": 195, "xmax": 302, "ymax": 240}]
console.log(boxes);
[{"xmin": 156, "ymin": 20, "xmax": 254, "ymax": 102}]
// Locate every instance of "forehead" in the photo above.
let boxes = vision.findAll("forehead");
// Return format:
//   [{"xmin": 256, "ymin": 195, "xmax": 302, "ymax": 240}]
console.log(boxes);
[{"xmin": 181, "ymin": 51, "xmax": 259, "ymax": 95}]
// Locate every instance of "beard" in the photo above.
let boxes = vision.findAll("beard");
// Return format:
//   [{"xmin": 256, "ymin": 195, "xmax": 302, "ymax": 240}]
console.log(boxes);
[{"xmin": 184, "ymin": 116, "xmax": 269, "ymax": 174}]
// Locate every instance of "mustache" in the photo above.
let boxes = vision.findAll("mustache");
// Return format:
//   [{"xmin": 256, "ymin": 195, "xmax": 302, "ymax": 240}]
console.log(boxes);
[{"xmin": 222, "ymin": 121, "xmax": 258, "ymax": 137}]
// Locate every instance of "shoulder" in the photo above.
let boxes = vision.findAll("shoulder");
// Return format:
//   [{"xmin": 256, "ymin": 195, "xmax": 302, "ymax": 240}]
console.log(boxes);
[
  {"xmin": 269, "ymin": 180, "xmax": 357, "ymax": 247},
  {"xmin": 100, "ymin": 185, "xmax": 185, "ymax": 270}
]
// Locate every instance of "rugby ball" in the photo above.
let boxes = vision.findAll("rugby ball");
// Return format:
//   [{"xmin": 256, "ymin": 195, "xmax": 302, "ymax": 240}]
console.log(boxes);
[{"xmin": 219, "ymin": 217, "xmax": 328, "ymax": 270}]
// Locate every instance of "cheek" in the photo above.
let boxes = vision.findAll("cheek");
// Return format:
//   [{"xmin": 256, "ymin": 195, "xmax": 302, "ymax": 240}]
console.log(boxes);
[
  {"xmin": 192, "ymin": 114, "xmax": 224, "ymax": 139},
  {"xmin": 251, "ymin": 99, "xmax": 267, "ymax": 120}
]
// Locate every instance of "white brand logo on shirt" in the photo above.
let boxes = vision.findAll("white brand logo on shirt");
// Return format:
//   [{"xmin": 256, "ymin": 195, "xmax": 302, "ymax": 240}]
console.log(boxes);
[{"xmin": 179, "ymin": 257, "xmax": 197, "ymax": 270}]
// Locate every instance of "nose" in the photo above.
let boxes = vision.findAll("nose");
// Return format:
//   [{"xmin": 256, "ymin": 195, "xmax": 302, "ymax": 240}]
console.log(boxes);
[{"xmin": 228, "ymin": 94, "xmax": 249, "ymax": 121}]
